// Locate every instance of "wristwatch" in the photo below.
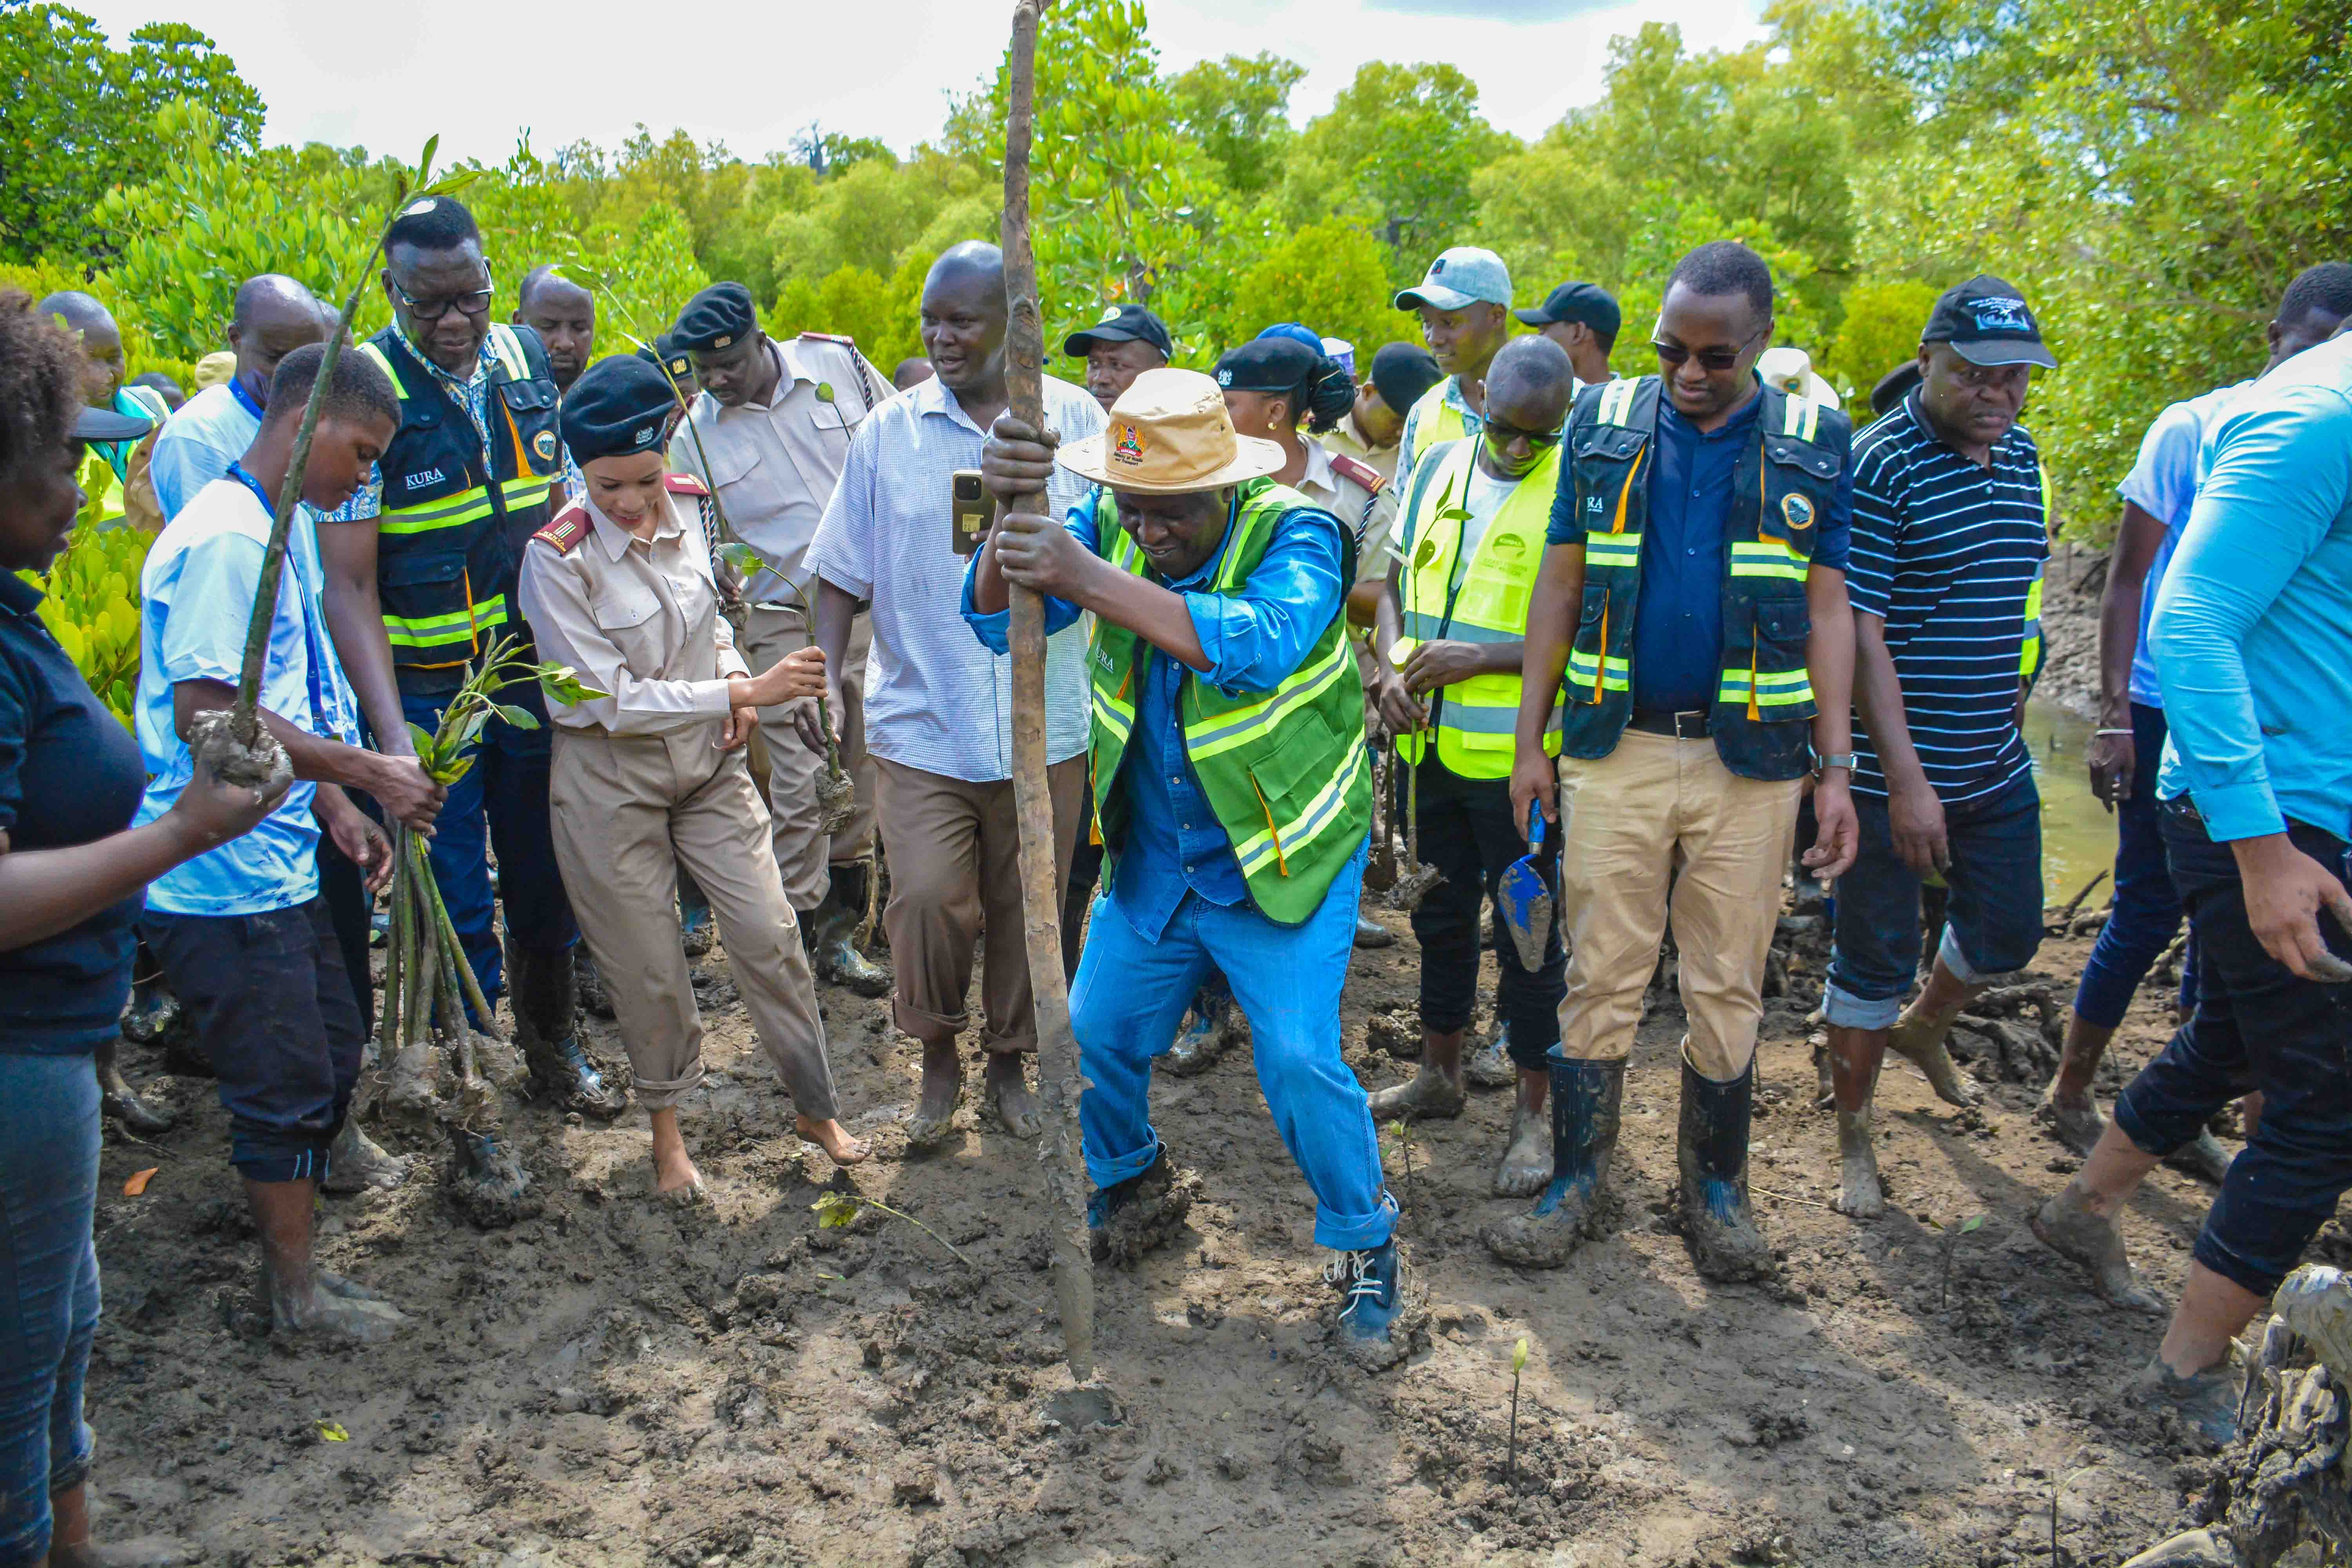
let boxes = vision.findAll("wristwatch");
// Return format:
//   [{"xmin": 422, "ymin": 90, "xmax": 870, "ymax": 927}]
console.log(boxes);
[{"xmin": 1812, "ymin": 750, "xmax": 1858, "ymax": 777}]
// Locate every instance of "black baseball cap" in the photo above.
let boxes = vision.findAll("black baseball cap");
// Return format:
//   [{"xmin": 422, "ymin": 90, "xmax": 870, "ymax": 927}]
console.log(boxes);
[
  {"xmin": 1922, "ymin": 275, "xmax": 2057, "ymax": 369},
  {"xmin": 1214, "ymin": 336, "xmax": 1319, "ymax": 393},
  {"xmin": 1514, "ymin": 281, "xmax": 1621, "ymax": 342},
  {"xmin": 1063, "ymin": 303, "xmax": 1173, "ymax": 361},
  {"xmin": 73, "ymin": 405, "xmax": 152, "ymax": 443},
  {"xmin": 1368, "ymin": 342, "xmax": 1442, "ymax": 416}
]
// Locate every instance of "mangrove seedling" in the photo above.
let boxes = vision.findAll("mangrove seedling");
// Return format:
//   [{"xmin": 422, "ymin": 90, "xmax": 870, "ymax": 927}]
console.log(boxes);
[
  {"xmin": 1508, "ymin": 1335, "xmax": 1531, "ymax": 1485},
  {"xmin": 1939, "ymin": 1212, "xmax": 1986, "ymax": 1309},
  {"xmin": 812, "ymin": 1188, "xmax": 974, "ymax": 1270}
]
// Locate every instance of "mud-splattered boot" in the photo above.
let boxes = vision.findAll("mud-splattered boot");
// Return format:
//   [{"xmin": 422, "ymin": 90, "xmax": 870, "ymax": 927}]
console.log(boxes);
[
  {"xmin": 1481, "ymin": 1052, "xmax": 1623, "ymax": 1268},
  {"xmin": 1677, "ymin": 1057, "xmax": 1775, "ymax": 1283},
  {"xmin": 807, "ymin": 861, "xmax": 891, "ymax": 997},
  {"xmin": 510, "ymin": 945, "xmax": 625, "ymax": 1121},
  {"xmin": 1087, "ymin": 1142, "xmax": 1194, "ymax": 1264}
]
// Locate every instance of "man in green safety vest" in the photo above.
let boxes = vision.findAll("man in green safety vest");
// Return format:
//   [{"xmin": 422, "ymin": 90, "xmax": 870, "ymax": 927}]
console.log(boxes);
[
  {"xmin": 1484, "ymin": 241, "xmax": 1862, "ymax": 1283},
  {"xmin": 969, "ymin": 368, "xmax": 1411, "ymax": 1364},
  {"xmin": 1365, "ymin": 336, "xmax": 1572, "ymax": 1198}
]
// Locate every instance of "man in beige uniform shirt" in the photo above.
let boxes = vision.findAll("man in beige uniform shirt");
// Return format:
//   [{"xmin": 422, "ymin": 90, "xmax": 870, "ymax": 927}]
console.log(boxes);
[
  {"xmin": 522, "ymin": 355, "xmax": 868, "ymax": 1199},
  {"xmin": 666, "ymin": 283, "xmax": 893, "ymax": 996}
]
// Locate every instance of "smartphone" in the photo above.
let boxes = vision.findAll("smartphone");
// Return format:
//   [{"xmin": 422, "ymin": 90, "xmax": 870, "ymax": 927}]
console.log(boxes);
[{"xmin": 951, "ymin": 470, "xmax": 990, "ymax": 556}]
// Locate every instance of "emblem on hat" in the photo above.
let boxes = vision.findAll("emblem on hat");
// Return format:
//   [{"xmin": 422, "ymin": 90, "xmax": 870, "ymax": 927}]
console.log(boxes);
[
  {"xmin": 1099, "ymin": 305, "xmax": 1121, "ymax": 323},
  {"xmin": 1968, "ymin": 297, "xmax": 2031, "ymax": 333},
  {"xmin": 633, "ymin": 426, "xmax": 654, "ymax": 447},
  {"xmin": 1111, "ymin": 420, "xmax": 1144, "ymax": 466},
  {"xmin": 668, "ymin": 356, "xmax": 688, "ymax": 376},
  {"xmin": 1782, "ymin": 493, "xmax": 1816, "ymax": 531},
  {"xmin": 532, "ymin": 429, "xmax": 558, "ymax": 463},
  {"xmin": 1430, "ymin": 258, "xmax": 1446, "ymax": 275},
  {"xmin": 1215, "ymin": 368, "xmax": 1232, "ymax": 387},
  {"xmin": 712, "ymin": 334, "xmax": 733, "ymax": 349}
]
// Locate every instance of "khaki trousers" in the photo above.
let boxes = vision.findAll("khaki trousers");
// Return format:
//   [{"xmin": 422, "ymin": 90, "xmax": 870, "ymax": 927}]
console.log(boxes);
[
  {"xmin": 873, "ymin": 754, "xmax": 1087, "ymax": 1055},
  {"xmin": 740, "ymin": 605, "xmax": 877, "ymax": 911},
  {"xmin": 1554, "ymin": 729, "xmax": 1802, "ymax": 1081},
  {"xmin": 550, "ymin": 727, "xmax": 839, "ymax": 1117}
]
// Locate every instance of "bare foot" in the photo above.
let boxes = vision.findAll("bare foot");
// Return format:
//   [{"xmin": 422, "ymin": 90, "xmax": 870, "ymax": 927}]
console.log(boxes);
[
  {"xmin": 2034, "ymin": 1084, "xmax": 2107, "ymax": 1156},
  {"xmin": 905, "ymin": 1043, "xmax": 964, "ymax": 1147},
  {"xmin": 1810, "ymin": 1038, "xmax": 1834, "ymax": 1107},
  {"xmin": 323, "ymin": 1120, "xmax": 411, "ymax": 1194},
  {"xmin": 797, "ymin": 1115, "xmax": 871, "ymax": 1165},
  {"xmin": 1367, "ymin": 1067, "xmax": 1466, "ymax": 1122},
  {"xmin": 1833, "ymin": 1108, "xmax": 1886, "ymax": 1218},
  {"xmin": 1887, "ymin": 1011, "xmax": 1978, "ymax": 1107},
  {"xmin": 314, "ymin": 1270, "xmax": 387, "ymax": 1302},
  {"xmin": 652, "ymin": 1146, "xmax": 702, "ymax": 1197},
  {"xmin": 1492, "ymin": 1100, "xmax": 1552, "ymax": 1197},
  {"xmin": 2031, "ymin": 1184, "xmax": 2164, "ymax": 1312},
  {"xmin": 982, "ymin": 1055, "xmax": 1044, "ymax": 1139}
]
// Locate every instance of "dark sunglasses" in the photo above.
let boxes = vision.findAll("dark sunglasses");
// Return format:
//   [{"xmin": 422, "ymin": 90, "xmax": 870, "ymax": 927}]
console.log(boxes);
[
  {"xmin": 1651, "ymin": 321, "xmax": 1769, "ymax": 372},
  {"xmin": 1482, "ymin": 419, "xmax": 1564, "ymax": 450}
]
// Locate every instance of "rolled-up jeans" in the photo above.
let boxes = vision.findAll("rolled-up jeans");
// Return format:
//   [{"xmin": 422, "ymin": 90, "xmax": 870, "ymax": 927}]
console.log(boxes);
[
  {"xmin": 2072, "ymin": 701, "xmax": 2194, "ymax": 1029},
  {"xmin": 0, "ymin": 1051, "xmax": 101, "ymax": 1568}
]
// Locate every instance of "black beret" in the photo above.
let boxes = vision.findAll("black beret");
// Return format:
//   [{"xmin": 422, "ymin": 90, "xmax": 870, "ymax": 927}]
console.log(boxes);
[
  {"xmin": 633, "ymin": 332, "xmax": 694, "ymax": 379},
  {"xmin": 560, "ymin": 354, "xmax": 676, "ymax": 465},
  {"xmin": 670, "ymin": 282, "xmax": 757, "ymax": 354},
  {"xmin": 1213, "ymin": 335, "xmax": 1320, "ymax": 393},
  {"xmin": 1368, "ymin": 341, "xmax": 1442, "ymax": 415}
]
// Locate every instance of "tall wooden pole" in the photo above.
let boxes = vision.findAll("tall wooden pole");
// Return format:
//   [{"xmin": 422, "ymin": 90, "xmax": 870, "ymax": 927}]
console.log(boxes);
[{"xmin": 1001, "ymin": 0, "xmax": 1095, "ymax": 1381}]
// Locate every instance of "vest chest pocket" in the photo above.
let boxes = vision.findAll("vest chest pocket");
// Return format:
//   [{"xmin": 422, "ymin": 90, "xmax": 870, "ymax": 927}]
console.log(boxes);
[
  {"xmin": 379, "ymin": 549, "xmax": 465, "ymax": 614},
  {"xmin": 498, "ymin": 379, "xmax": 561, "ymax": 472}
]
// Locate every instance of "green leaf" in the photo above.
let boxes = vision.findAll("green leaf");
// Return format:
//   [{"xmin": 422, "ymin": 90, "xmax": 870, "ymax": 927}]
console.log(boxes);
[
  {"xmin": 1511, "ymin": 1336, "xmax": 1530, "ymax": 1374},
  {"xmin": 1960, "ymin": 1214, "xmax": 1985, "ymax": 1234},
  {"xmin": 493, "ymin": 703, "xmax": 539, "ymax": 730},
  {"xmin": 811, "ymin": 1190, "xmax": 860, "ymax": 1229},
  {"xmin": 435, "ymin": 755, "xmax": 476, "ymax": 785},
  {"xmin": 405, "ymin": 722, "xmax": 437, "ymax": 756},
  {"xmin": 538, "ymin": 667, "xmax": 607, "ymax": 705}
]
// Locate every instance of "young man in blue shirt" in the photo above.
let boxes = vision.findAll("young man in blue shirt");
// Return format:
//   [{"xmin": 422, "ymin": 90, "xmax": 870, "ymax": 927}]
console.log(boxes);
[
  {"xmin": 2033, "ymin": 320, "xmax": 2352, "ymax": 1441},
  {"xmin": 136, "ymin": 343, "xmax": 444, "ymax": 1344}
]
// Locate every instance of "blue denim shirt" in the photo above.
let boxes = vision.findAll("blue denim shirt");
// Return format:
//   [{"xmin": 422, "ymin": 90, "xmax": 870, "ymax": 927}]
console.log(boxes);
[{"xmin": 963, "ymin": 487, "xmax": 1348, "ymax": 939}]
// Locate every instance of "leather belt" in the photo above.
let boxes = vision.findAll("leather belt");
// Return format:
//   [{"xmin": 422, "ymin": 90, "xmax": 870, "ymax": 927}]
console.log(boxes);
[{"xmin": 1627, "ymin": 708, "xmax": 1711, "ymax": 740}]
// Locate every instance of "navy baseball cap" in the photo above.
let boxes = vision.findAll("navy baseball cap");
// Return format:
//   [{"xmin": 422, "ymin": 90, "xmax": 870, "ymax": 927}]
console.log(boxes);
[
  {"xmin": 1515, "ymin": 281, "xmax": 1621, "ymax": 342},
  {"xmin": 1063, "ymin": 303, "xmax": 1173, "ymax": 360},
  {"xmin": 1922, "ymin": 275, "xmax": 2057, "ymax": 369}
]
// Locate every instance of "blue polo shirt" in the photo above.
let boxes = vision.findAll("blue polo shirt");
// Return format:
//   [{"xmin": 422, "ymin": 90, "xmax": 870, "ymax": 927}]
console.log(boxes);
[
  {"xmin": 1550, "ymin": 382, "xmax": 1852, "ymax": 713},
  {"xmin": 149, "ymin": 377, "xmax": 265, "ymax": 522}
]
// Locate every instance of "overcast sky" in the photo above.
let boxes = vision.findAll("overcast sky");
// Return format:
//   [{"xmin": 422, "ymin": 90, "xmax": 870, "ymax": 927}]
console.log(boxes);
[{"xmin": 75, "ymin": 0, "xmax": 1765, "ymax": 165}]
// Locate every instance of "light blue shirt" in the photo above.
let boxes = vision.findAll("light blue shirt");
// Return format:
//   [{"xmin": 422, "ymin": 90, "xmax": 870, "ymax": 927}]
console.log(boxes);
[
  {"xmin": 2116, "ymin": 379, "xmax": 2251, "ymax": 709},
  {"xmin": 148, "ymin": 379, "xmax": 265, "ymax": 522},
  {"xmin": 961, "ymin": 486, "xmax": 1350, "ymax": 937},
  {"xmin": 132, "ymin": 473, "xmax": 361, "ymax": 916},
  {"xmin": 2153, "ymin": 334, "xmax": 2352, "ymax": 842}
]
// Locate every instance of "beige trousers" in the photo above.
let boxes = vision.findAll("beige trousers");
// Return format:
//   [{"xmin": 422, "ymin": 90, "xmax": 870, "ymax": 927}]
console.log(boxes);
[
  {"xmin": 740, "ymin": 604, "xmax": 877, "ymax": 911},
  {"xmin": 1554, "ymin": 729, "xmax": 1802, "ymax": 1081},
  {"xmin": 872, "ymin": 754, "xmax": 1087, "ymax": 1055},
  {"xmin": 550, "ymin": 727, "xmax": 839, "ymax": 1116}
]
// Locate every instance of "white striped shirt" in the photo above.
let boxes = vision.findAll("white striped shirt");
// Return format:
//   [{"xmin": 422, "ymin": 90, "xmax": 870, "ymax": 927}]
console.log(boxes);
[
  {"xmin": 804, "ymin": 372, "xmax": 1105, "ymax": 782},
  {"xmin": 1847, "ymin": 394, "xmax": 2048, "ymax": 804}
]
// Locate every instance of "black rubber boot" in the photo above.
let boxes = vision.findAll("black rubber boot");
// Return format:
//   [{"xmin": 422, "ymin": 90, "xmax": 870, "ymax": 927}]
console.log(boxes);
[
  {"xmin": 1479, "ymin": 1050, "xmax": 1623, "ymax": 1267},
  {"xmin": 807, "ymin": 861, "xmax": 891, "ymax": 997},
  {"xmin": 510, "ymin": 945, "xmax": 626, "ymax": 1121},
  {"xmin": 1677, "ymin": 1056, "xmax": 1775, "ymax": 1282}
]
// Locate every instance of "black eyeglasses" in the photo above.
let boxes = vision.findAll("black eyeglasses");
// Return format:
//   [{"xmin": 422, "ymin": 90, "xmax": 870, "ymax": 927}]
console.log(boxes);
[
  {"xmin": 1483, "ymin": 420, "xmax": 1564, "ymax": 450},
  {"xmin": 1651, "ymin": 320, "xmax": 1769, "ymax": 372},
  {"xmin": 394, "ymin": 270, "xmax": 496, "ymax": 323}
]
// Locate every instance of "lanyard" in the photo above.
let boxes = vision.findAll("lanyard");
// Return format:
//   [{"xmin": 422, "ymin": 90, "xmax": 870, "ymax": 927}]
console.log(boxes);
[
  {"xmin": 226, "ymin": 463, "xmax": 340, "ymax": 739},
  {"xmin": 228, "ymin": 377, "xmax": 265, "ymax": 423}
]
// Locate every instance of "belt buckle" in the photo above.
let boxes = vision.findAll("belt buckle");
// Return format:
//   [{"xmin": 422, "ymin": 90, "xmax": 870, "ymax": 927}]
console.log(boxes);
[{"xmin": 1672, "ymin": 709, "xmax": 1708, "ymax": 740}]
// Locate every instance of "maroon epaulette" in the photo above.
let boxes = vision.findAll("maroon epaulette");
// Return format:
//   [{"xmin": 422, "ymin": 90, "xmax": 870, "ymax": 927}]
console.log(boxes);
[
  {"xmin": 798, "ymin": 330, "xmax": 857, "ymax": 347},
  {"xmin": 1329, "ymin": 453, "xmax": 1387, "ymax": 494},
  {"xmin": 533, "ymin": 505, "xmax": 591, "ymax": 554},
  {"xmin": 665, "ymin": 474, "xmax": 710, "ymax": 498}
]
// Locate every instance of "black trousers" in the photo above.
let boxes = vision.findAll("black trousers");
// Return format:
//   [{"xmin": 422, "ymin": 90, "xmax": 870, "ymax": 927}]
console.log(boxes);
[
  {"xmin": 1399, "ymin": 755, "xmax": 1565, "ymax": 1071},
  {"xmin": 2113, "ymin": 807, "xmax": 2352, "ymax": 1297},
  {"xmin": 316, "ymin": 835, "xmax": 374, "ymax": 1031}
]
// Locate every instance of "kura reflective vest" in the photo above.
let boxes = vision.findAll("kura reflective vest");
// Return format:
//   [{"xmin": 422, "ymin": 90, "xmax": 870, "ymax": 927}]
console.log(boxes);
[
  {"xmin": 354, "ymin": 323, "xmax": 562, "ymax": 678},
  {"xmin": 1087, "ymin": 479, "xmax": 1372, "ymax": 925},
  {"xmin": 1390, "ymin": 436, "xmax": 1562, "ymax": 778},
  {"xmin": 1560, "ymin": 375, "xmax": 1849, "ymax": 782},
  {"xmin": 1406, "ymin": 377, "xmax": 1472, "ymax": 464}
]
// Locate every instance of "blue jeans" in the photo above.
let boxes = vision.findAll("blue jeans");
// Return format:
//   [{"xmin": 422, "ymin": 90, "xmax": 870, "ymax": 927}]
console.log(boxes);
[
  {"xmin": 1826, "ymin": 771, "xmax": 2045, "ymax": 1029},
  {"xmin": 1071, "ymin": 840, "xmax": 1395, "ymax": 1251},
  {"xmin": 2072, "ymin": 701, "xmax": 2195, "ymax": 1029},
  {"xmin": 2114, "ymin": 808, "xmax": 2352, "ymax": 1296},
  {"xmin": 0, "ymin": 1053, "xmax": 100, "ymax": 1568},
  {"xmin": 401, "ymin": 685, "xmax": 576, "ymax": 1006}
]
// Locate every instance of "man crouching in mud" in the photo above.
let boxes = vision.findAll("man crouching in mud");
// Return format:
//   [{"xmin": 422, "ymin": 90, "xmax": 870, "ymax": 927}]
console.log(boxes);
[{"xmin": 969, "ymin": 368, "xmax": 1410, "ymax": 1362}]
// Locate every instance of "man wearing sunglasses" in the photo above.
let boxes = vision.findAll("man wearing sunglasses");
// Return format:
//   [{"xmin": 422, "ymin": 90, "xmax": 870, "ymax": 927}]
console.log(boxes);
[
  {"xmin": 1365, "ymin": 336, "xmax": 1573, "ymax": 1198},
  {"xmin": 1485, "ymin": 240, "xmax": 1860, "ymax": 1281},
  {"xmin": 314, "ymin": 196, "xmax": 623, "ymax": 1171}
]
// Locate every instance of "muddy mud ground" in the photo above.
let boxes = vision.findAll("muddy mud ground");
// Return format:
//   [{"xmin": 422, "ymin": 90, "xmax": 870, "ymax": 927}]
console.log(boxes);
[{"xmin": 84, "ymin": 870, "xmax": 2322, "ymax": 1568}]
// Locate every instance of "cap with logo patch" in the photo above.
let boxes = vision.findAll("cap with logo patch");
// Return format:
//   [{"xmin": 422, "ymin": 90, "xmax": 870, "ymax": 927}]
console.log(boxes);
[
  {"xmin": 1394, "ymin": 247, "xmax": 1512, "ymax": 313},
  {"xmin": 1062, "ymin": 303, "xmax": 1173, "ymax": 361},
  {"xmin": 1921, "ymin": 275, "xmax": 2057, "ymax": 370}
]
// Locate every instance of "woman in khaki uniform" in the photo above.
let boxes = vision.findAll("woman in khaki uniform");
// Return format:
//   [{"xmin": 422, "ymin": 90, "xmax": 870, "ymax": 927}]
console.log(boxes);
[{"xmin": 519, "ymin": 356, "xmax": 868, "ymax": 1200}]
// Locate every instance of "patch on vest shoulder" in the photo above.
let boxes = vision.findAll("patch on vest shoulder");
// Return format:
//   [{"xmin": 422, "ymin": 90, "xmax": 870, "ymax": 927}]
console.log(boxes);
[
  {"xmin": 1780, "ymin": 493, "xmax": 1816, "ymax": 531},
  {"xmin": 532, "ymin": 508, "xmax": 591, "ymax": 554},
  {"xmin": 1328, "ymin": 453, "xmax": 1385, "ymax": 493},
  {"xmin": 1095, "ymin": 648, "xmax": 1116, "ymax": 673},
  {"xmin": 532, "ymin": 429, "xmax": 558, "ymax": 464}
]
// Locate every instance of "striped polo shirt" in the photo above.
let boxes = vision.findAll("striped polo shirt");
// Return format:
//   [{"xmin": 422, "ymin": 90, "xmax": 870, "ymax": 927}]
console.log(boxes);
[{"xmin": 1847, "ymin": 393, "xmax": 2048, "ymax": 803}]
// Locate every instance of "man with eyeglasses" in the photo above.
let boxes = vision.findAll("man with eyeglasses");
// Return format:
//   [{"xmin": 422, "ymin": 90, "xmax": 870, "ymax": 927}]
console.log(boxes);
[
  {"xmin": 314, "ymin": 196, "xmax": 625, "ymax": 1171},
  {"xmin": 1822, "ymin": 276, "xmax": 2058, "ymax": 1221},
  {"xmin": 1363, "ymin": 337, "xmax": 1573, "ymax": 1196},
  {"xmin": 1485, "ymin": 241, "xmax": 1859, "ymax": 1281}
]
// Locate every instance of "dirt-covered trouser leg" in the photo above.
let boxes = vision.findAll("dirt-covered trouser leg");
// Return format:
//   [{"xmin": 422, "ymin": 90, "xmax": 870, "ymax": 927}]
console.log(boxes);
[
  {"xmin": 2112, "ymin": 810, "xmax": 2352, "ymax": 1298},
  {"xmin": 1076, "ymin": 840, "xmax": 1393, "ymax": 1252}
]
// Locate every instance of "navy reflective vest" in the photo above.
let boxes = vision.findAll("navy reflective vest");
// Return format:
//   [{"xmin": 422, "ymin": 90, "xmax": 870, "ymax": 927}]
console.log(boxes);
[
  {"xmin": 1559, "ymin": 375, "xmax": 1848, "ymax": 782},
  {"xmin": 355, "ymin": 324, "xmax": 562, "ymax": 682}
]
